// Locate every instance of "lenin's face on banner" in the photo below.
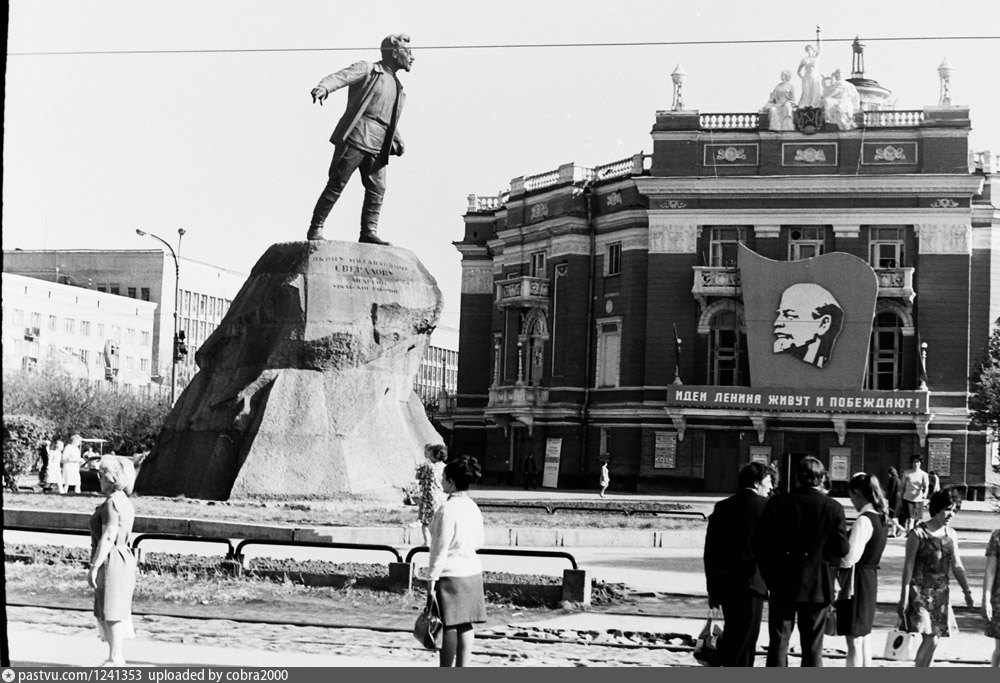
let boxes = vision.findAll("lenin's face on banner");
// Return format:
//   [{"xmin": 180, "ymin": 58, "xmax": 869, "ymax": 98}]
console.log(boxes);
[{"xmin": 772, "ymin": 283, "xmax": 844, "ymax": 368}]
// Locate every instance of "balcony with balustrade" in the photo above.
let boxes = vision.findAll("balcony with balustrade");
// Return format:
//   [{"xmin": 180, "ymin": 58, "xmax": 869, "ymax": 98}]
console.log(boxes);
[
  {"xmin": 692, "ymin": 265, "xmax": 915, "ymax": 304},
  {"xmin": 496, "ymin": 275, "xmax": 551, "ymax": 310}
]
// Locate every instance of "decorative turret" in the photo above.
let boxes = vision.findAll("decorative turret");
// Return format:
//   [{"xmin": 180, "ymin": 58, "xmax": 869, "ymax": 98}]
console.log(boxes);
[{"xmin": 846, "ymin": 36, "xmax": 894, "ymax": 111}]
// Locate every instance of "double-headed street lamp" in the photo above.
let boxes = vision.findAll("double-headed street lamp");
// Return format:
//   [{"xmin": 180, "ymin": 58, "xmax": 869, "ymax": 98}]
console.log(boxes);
[{"xmin": 136, "ymin": 228, "xmax": 186, "ymax": 404}]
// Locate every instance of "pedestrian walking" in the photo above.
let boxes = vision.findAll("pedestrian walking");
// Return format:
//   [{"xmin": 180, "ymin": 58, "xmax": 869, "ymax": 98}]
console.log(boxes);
[
  {"xmin": 983, "ymin": 527, "xmax": 1000, "ymax": 667},
  {"xmin": 704, "ymin": 462, "xmax": 773, "ymax": 666},
  {"xmin": 61, "ymin": 434, "xmax": 84, "ymax": 494},
  {"xmin": 36, "ymin": 439, "xmax": 51, "ymax": 488},
  {"xmin": 416, "ymin": 443, "xmax": 448, "ymax": 546},
  {"xmin": 522, "ymin": 452, "xmax": 539, "ymax": 490},
  {"xmin": 900, "ymin": 455, "xmax": 929, "ymax": 532},
  {"xmin": 427, "ymin": 455, "xmax": 486, "ymax": 667},
  {"xmin": 752, "ymin": 456, "xmax": 850, "ymax": 667},
  {"xmin": 836, "ymin": 473, "xmax": 889, "ymax": 667},
  {"xmin": 599, "ymin": 460, "xmax": 610, "ymax": 498},
  {"xmin": 883, "ymin": 467, "xmax": 903, "ymax": 537},
  {"xmin": 898, "ymin": 487, "xmax": 975, "ymax": 667},
  {"xmin": 45, "ymin": 439, "xmax": 64, "ymax": 493}
]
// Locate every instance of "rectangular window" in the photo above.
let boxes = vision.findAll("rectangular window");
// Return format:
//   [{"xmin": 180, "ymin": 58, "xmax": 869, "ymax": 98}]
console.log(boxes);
[
  {"xmin": 141, "ymin": 358, "xmax": 149, "ymax": 372},
  {"xmin": 788, "ymin": 227, "xmax": 825, "ymax": 260},
  {"xmin": 595, "ymin": 319, "xmax": 622, "ymax": 388},
  {"xmin": 81, "ymin": 321, "xmax": 91, "ymax": 336},
  {"xmin": 64, "ymin": 318, "xmax": 75, "ymax": 334},
  {"xmin": 867, "ymin": 313, "xmax": 902, "ymax": 390},
  {"xmin": 529, "ymin": 252, "xmax": 546, "ymax": 278},
  {"xmin": 30, "ymin": 312, "xmax": 41, "ymax": 327},
  {"xmin": 869, "ymin": 227, "xmax": 905, "ymax": 268},
  {"xmin": 141, "ymin": 331, "xmax": 151, "ymax": 346},
  {"xmin": 127, "ymin": 328, "xmax": 136, "ymax": 344},
  {"xmin": 80, "ymin": 349, "xmax": 89, "ymax": 364},
  {"xmin": 125, "ymin": 356, "xmax": 135, "ymax": 370},
  {"xmin": 606, "ymin": 242, "xmax": 622, "ymax": 276},
  {"xmin": 96, "ymin": 284, "xmax": 108, "ymax": 293},
  {"xmin": 49, "ymin": 315, "xmax": 58, "ymax": 331},
  {"xmin": 112, "ymin": 326, "xmax": 121, "ymax": 341},
  {"xmin": 97, "ymin": 323, "xmax": 105, "ymax": 336},
  {"xmin": 109, "ymin": 284, "xmax": 121, "ymax": 296},
  {"xmin": 140, "ymin": 287, "xmax": 151, "ymax": 302},
  {"xmin": 200, "ymin": 294, "xmax": 208, "ymax": 316},
  {"xmin": 709, "ymin": 227, "xmax": 746, "ymax": 267},
  {"xmin": 127, "ymin": 287, "xmax": 137, "ymax": 299},
  {"xmin": 13, "ymin": 309, "xmax": 24, "ymax": 325}
]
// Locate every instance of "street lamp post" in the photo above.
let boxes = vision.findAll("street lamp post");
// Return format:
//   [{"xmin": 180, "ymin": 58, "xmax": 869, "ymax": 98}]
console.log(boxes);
[{"xmin": 136, "ymin": 228, "xmax": 186, "ymax": 404}]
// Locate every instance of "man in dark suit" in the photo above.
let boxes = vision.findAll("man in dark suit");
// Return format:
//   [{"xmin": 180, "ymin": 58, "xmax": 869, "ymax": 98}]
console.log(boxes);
[
  {"xmin": 752, "ymin": 456, "xmax": 849, "ymax": 667},
  {"xmin": 704, "ymin": 462, "xmax": 774, "ymax": 667}
]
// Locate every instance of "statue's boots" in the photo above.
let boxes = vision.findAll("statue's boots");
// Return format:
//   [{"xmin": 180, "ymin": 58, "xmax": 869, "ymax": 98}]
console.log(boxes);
[{"xmin": 359, "ymin": 197, "xmax": 390, "ymax": 246}]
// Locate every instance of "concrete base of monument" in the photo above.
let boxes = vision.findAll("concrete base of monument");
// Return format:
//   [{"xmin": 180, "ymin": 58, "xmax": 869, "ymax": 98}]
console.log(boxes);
[{"xmin": 135, "ymin": 239, "xmax": 444, "ymax": 500}]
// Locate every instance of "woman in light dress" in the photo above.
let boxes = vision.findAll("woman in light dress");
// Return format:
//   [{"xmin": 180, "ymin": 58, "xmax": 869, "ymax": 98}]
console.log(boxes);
[
  {"xmin": 45, "ymin": 439, "xmax": 64, "ymax": 492},
  {"xmin": 983, "ymin": 527, "xmax": 1000, "ymax": 667},
  {"xmin": 89, "ymin": 455, "xmax": 138, "ymax": 666}
]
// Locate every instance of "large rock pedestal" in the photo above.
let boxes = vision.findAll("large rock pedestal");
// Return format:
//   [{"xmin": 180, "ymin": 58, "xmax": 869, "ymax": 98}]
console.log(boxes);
[{"xmin": 135, "ymin": 241, "xmax": 443, "ymax": 500}]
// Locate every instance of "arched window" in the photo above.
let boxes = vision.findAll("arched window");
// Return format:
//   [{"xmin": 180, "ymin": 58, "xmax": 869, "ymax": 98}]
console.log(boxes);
[
  {"xmin": 866, "ymin": 311, "xmax": 903, "ymax": 390},
  {"xmin": 708, "ymin": 309, "xmax": 748, "ymax": 386},
  {"xmin": 521, "ymin": 308, "xmax": 549, "ymax": 386}
]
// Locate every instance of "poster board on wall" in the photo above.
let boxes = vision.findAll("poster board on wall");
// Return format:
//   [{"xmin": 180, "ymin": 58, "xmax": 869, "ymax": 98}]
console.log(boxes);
[
  {"xmin": 829, "ymin": 447, "xmax": 851, "ymax": 482},
  {"xmin": 928, "ymin": 438, "xmax": 952, "ymax": 477},
  {"xmin": 542, "ymin": 438, "xmax": 562, "ymax": 488},
  {"xmin": 749, "ymin": 446, "xmax": 772, "ymax": 466},
  {"xmin": 654, "ymin": 432, "xmax": 677, "ymax": 469}
]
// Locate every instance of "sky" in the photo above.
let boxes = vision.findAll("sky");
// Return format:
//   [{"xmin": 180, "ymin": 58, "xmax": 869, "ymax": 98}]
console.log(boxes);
[{"xmin": 4, "ymin": 1, "xmax": 999, "ymax": 351}]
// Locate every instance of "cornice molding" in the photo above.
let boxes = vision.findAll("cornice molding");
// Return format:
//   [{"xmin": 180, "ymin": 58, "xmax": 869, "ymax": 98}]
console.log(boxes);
[
  {"xmin": 453, "ymin": 243, "xmax": 491, "ymax": 258},
  {"xmin": 645, "ymin": 208, "xmax": 975, "ymax": 226}
]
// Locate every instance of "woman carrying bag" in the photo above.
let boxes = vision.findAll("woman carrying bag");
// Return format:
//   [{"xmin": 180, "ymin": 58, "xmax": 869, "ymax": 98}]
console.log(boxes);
[
  {"xmin": 836, "ymin": 473, "xmax": 889, "ymax": 666},
  {"xmin": 898, "ymin": 487, "xmax": 975, "ymax": 667},
  {"xmin": 426, "ymin": 455, "xmax": 486, "ymax": 667}
]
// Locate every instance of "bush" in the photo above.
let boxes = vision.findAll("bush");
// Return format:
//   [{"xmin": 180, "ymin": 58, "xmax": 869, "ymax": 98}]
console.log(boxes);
[
  {"xmin": 3, "ymin": 414, "xmax": 52, "ymax": 491},
  {"xmin": 2, "ymin": 369, "xmax": 169, "ymax": 455}
]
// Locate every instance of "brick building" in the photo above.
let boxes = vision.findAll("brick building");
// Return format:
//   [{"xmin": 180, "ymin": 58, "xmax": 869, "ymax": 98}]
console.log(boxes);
[{"xmin": 442, "ymin": 68, "xmax": 999, "ymax": 495}]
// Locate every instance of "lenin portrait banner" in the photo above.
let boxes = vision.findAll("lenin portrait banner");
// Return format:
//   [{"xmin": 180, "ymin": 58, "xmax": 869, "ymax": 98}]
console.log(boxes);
[{"xmin": 738, "ymin": 244, "xmax": 878, "ymax": 390}]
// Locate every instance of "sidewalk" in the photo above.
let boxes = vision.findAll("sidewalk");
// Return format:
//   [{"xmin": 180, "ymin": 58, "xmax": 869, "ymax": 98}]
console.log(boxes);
[{"xmin": 7, "ymin": 627, "xmax": 433, "ymax": 668}]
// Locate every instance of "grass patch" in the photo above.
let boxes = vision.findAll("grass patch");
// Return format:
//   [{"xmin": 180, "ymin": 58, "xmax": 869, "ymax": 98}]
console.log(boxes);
[{"xmin": 6, "ymin": 490, "xmax": 704, "ymax": 530}]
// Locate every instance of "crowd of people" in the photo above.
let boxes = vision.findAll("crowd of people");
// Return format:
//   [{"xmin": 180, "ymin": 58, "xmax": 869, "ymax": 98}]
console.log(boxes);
[
  {"xmin": 36, "ymin": 434, "xmax": 93, "ymax": 494},
  {"xmin": 704, "ymin": 456, "xmax": 1000, "ymax": 667}
]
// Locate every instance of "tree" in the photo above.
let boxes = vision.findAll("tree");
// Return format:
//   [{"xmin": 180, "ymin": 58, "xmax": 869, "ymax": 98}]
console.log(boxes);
[
  {"xmin": 970, "ymin": 323, "xmax": 1000, "ymax": 474},
  {"xmin": 3, "ymin": 414, "xmax": 52, "ymax": 491}
]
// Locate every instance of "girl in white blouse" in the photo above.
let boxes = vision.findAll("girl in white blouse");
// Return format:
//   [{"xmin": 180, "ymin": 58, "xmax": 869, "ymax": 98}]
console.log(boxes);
[{"xmin": 427, "ymin": 455, "xmax": 486, "ymax": 667}]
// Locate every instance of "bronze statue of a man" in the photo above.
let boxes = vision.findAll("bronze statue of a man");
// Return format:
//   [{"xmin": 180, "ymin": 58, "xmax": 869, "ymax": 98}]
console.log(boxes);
[{"xmin": 307, "ymin": 34, "xmax": 414, "ymax": 245}]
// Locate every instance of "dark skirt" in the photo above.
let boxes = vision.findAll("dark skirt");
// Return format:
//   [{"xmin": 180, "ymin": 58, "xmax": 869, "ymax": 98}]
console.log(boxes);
[
  {"xmin": 836, "ymin": 566, "xmax": 878, "ymax": 637},
  {"xmin": 435, "ymin": 574, "xmax": 487, "ymax": 627}
]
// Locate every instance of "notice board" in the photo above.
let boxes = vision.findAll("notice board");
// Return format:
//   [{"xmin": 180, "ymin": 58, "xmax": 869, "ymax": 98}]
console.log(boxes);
[
  {"xmin": 654, "ymin": 431, "xmax": 677, "ymax": 469},
  {"xmin": 542, "ymin": 438, "xmax": 562, "ymax": 488},
  {"xmin": 928, "ymin": 438, "xmax": 952, "ymax": 477},
  {"xmin": 829, "ymin": 447, "xmax": 851, "ymax": 482}
]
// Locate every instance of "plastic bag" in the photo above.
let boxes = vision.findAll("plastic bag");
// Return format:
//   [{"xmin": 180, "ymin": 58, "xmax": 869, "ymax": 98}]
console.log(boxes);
[
  {"xmin": 413, "ymin": 593, "xmax": 444, "ymax": 650},
  {"xmin": 693, "ymin": 609, "xmax": 723, "ymax": 666}
]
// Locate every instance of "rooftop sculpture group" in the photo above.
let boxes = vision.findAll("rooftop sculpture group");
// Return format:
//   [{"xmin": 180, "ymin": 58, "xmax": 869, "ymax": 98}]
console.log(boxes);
[{"xmin": 763, "ymin": 29, "xmax": 860, "ymax": 133}]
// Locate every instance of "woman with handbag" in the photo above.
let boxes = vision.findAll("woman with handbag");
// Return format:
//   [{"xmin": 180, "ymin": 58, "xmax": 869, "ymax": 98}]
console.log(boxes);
[
  {"xmin": 835, "ymin": 473, "xmax": 889, "ymax": 666},
  {"xmin": 898, "ymin": 487, "xmax": 975, "ymax": 667},
  {"xmin": 426, "ymin": 455, "xmax": 486, "ymax": 667}
]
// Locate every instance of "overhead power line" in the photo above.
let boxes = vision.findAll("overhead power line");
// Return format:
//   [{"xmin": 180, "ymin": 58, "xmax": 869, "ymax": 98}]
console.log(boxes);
[{"xmin": 7, "ymin": 35, "xmax": 999, "ymax": 57}]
